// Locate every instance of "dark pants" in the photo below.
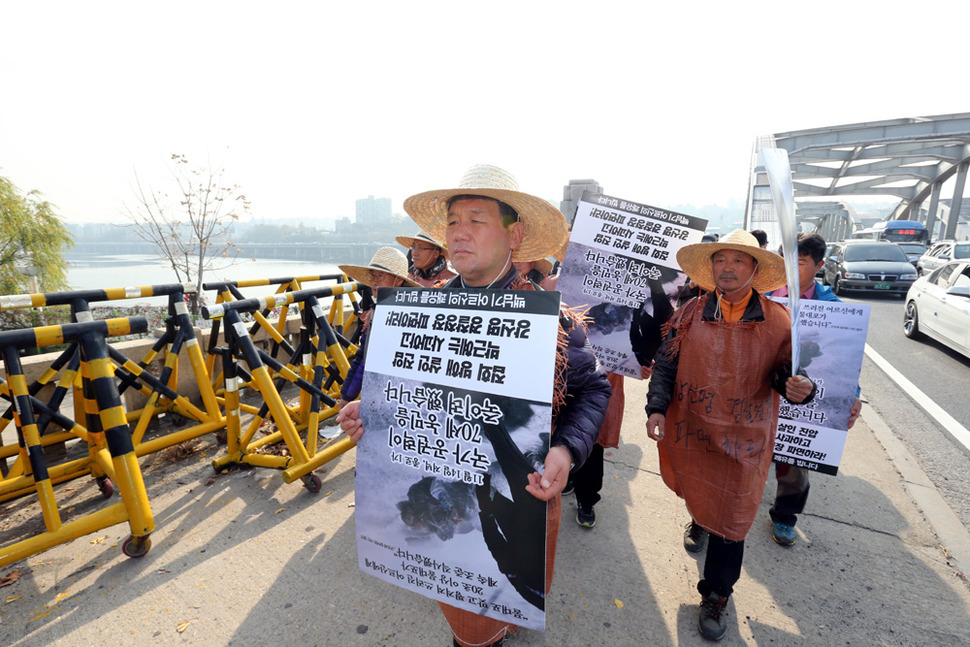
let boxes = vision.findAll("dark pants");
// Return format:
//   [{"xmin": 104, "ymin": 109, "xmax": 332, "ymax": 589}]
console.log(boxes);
[
  {"xmin": 769, "ymin": 463, "xmax": 811, "ymax": 527},
  {"xmin": 698, "ymin": 533, "xmax": 745, "ymax": 598},
  {"xmin": 572, "ymin": 444, "xmax": 604, "ymax": 507}
]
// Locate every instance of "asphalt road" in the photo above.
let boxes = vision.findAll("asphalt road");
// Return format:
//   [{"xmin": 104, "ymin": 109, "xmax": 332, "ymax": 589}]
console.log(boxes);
[{"xmin": 839, "ymin": 291, "xmax": 970, "ymax": 533}]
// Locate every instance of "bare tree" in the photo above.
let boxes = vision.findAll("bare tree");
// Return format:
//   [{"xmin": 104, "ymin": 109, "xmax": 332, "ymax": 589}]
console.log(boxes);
[{"xmin": 124, "ymin": 154, "xmax": 250, "ymax": 313}]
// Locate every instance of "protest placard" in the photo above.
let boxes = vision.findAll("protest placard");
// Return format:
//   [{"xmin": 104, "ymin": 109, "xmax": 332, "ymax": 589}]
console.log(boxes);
[
  {"xmin": 558, "ymin": 191, "xmax": 707, "ymax": 376},
  {"xmin": 771, "ymin": 298, "xmax": 871, "ymax": 475},
  {"xmin": 354, "ymin": 287, "xmax": 561, "ymax": 631}
]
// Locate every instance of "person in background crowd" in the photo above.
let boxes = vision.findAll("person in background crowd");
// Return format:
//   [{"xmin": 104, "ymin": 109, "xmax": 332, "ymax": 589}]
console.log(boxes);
[
  {"xmin": 338, "ymin": 164, "xmax": 611, "ymax": 647},
  {"xmin": 396, "ymin": 230, "xmax": 455, "ymax": 287},
  {"xmin": 513, "ymin": 256, "xmax": 558, "ymax": 290},
  {"xmin": 335, "ymin": 247, "xmax": 419, "ymax": 410},
  {"xmin": 750, "ymin": 229, "xmax": 769, "ymax": 249},
  {"xmin": 765, "ymin": 232, "xmax": 862, "ymax": 546},
  {"xmin": 645, "ymin": 229, "xmax": 816, "ymax": 642}
]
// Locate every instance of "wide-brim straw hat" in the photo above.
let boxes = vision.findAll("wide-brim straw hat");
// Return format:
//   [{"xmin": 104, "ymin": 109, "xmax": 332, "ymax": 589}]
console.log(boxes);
[
  {"xmin": 516, "ymin": 257, "xmax": 553, "ymax": 276},
  {"xmin": 395, "ymin": 230, "xmax": 447, "ymax": 257},
  {"xmin": 676, "ymin": 229, "xmax": 787, "ymax": 293},
  {"xmin": 338, "ymin": 246, "xmax": 420, "ymax": 288},
  {"xmin": 403, "ymin": 164, "xmax": 568, "ymax": 262}
]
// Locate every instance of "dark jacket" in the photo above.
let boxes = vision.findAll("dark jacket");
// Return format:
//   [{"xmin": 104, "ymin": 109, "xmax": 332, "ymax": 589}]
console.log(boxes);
[
  {"xmin": 646, "ymin": 290, "xmax": 816, "ymax": 416},
  {"xmin": 444, "ymin": 267, "xmax": 611, "ymax": 470}
]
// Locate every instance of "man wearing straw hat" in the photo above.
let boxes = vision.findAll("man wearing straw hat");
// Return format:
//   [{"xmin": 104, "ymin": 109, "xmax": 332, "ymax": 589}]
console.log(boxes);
[
  {"xmin": 338, "ymin": 164, "xmax": 611, "ymax": 647},
  {"xmin": 335, "ymin": 246, "xmax": 419, "ymax": 410},
  {"xmin": 395, "ymin": 230, "xmax": 456, "ymax": 287},
  {"xmin": 645, "ymin": 229, "xmax": 816, "ymax": 642}
]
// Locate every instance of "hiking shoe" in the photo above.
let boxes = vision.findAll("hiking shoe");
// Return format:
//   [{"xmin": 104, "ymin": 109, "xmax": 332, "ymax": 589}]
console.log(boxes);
[
  {"xmin": 772, "ymin": 522, "xmax": 797, "ymax": 546},
  {"xmin": 576, "ymin": 503, "xmax": 596, "ymax": 528},
  {"xmin": 562, "ymin": 481, "xmax": 575, "ymax": 496},
  {"xmin": 698, "ymin": 591, "xmax": 728, "ymax": 641},
  {"xmin": 684, "ymin": 521, "xmax": 708, "ymax": 553}
]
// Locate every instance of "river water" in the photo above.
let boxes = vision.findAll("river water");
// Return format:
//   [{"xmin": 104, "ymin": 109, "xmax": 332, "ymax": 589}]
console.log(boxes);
[{"xmin": 66, "ymin": 252, "xmax": 345, "ymax": 305}]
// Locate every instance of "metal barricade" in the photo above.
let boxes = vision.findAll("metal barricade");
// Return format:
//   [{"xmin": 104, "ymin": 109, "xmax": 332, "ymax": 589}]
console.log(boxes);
[
  {"xmin": 0, "ymin": 318, "xmax": 155, "ymax": 566},
  {"xmin": 201, "ymin": 282, "xmax": 360, "ymax": 490},
  {"xmin": 0, "ymin": 284, "xmax": 225, "ymax": 474}
]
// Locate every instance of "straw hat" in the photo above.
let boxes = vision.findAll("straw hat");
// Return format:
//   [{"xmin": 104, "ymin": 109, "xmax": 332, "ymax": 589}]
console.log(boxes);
[
  {"xmin": 516, "ymin": 257, "xmax": 553, "ymax": 276},
  {"xmin": 395, "ymin": 230, "xmax": 447, "ymax": 256},
  {"xmin": 338, "ymin": 246, "xmax": 420, "ymax": 288},
  {"xmin": 676, "ymin": 229, "xmax": 786, "ymax": 293},
  {"xmin": 403, "ymin": 164, "xmax": 568, "ymax": 262}
]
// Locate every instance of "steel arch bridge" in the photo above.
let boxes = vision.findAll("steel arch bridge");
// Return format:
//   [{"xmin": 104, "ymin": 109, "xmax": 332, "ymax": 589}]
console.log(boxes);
[{"xmin": 746, "ymin": 113, "xmax": 970, "ymax": 242}]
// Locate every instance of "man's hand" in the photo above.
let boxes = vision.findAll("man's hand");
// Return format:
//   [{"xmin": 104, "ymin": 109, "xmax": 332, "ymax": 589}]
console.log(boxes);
[
  {"xmin": 525, "ymin": 445, "xmax": 571, "ymax": 501},
  {"xmin": 336, "ymin": 400, "xmax": 364, "ymax": 443},
  {"xmin": 640, "ymin": 361, "xmax": 654, "ymax": 380},
  {"xmin": 848, "ymin": 397, "xmax": 862, "ymax": 429},
  {"xmin": 785, "ymin": 375, "xmax": 814, "ymax": 404},
  {"xmin": 646, "ymin": 413, "xmax": 665, "ymax": 441}
]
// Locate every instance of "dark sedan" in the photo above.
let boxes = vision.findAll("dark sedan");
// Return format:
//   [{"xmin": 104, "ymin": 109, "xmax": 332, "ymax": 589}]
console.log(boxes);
[{"xmin": 823, "ymin": 241, "xmax": 918, "ymax": 297}]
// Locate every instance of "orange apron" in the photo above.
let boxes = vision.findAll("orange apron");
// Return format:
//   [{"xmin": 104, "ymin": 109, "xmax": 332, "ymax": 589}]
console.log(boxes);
[{"xmin": 657, "ymin": 295, "xmax": 791, "ymax": 541}]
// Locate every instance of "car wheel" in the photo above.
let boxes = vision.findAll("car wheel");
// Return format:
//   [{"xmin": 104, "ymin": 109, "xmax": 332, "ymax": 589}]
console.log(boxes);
[
  {"xmin": 832, "ymin": 276, "xmax": 842, "ymax": 296},
  {"xmin": 903, "ymin": 300, "xmax": 922, "ymax": 339}
]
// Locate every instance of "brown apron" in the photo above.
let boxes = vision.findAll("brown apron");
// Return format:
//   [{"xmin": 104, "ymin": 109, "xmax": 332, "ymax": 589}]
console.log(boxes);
[{"xmin": 658, "ymin": 295, "xmax": 791, "ymax": 541}]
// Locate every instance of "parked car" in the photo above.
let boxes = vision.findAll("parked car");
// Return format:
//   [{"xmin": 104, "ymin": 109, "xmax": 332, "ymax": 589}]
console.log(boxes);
[
  {"xmin": 822, "ymin": 240, "xmax": 918, "ymax": 296},
  {"xmin": 896, "ymin": 242, "xmax": 928, "ymax": 268},
  {"xmin": 917, "ymin": 240, "xmax": 970, "ymax": 275},
  {"xmin": 903, "ymin": 260, "xmax": 970, "ymax": 359}
]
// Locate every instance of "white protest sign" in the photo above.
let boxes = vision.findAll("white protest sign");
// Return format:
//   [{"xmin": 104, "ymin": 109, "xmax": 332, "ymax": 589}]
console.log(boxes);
[
  {"xmin": 558, "ymin": 192, "xmax": 707, "ymax": 377},
  {"xmin": 771, "ymin": 298, "xmax": 870, "ymax": 475},
  {"xmin": 354, "ymin": 287, "xmax": 561, "ymax": 632}
]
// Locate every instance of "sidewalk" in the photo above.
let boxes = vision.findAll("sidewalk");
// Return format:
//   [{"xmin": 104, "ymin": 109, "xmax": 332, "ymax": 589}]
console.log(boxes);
[{"xmin": 1, "ymin": 377, "xmax": 969, "ymax": 646}]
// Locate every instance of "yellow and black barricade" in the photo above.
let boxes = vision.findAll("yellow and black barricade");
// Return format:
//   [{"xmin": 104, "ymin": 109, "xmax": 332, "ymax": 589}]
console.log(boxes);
[{"xmin": 0, "ymin": 317, "xmax": 155, "ymax": 567}]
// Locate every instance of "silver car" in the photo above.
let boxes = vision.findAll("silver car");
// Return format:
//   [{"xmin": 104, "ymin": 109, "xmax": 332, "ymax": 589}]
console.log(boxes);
[
  {"xmin": 823, "ymin": 240, "xmax": 918, "ymax": 297},
  {"xmin": 903, "ymin": 260, "xmax": 970, "ymax": 359},
  {"xmin": 917, "ymin": 240, "xmax": 970, "ymax": 275}
]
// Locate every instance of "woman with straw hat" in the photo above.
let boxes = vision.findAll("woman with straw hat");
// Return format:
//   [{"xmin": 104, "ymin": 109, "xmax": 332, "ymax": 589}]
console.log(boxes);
[
  {"xmin": 395, "ymin": 230, "xmax": 455, "ymax": 287},
  {"xmin": 335, "ymin": 247, "xmax": 418, "ymax": 410},
  {"xmin": 338, "ymin": 164, "xmax": 610, "ymax": 647},
  {"xmin": 644, "ymin": 229, "xmax": 816, "ymax": 641}
]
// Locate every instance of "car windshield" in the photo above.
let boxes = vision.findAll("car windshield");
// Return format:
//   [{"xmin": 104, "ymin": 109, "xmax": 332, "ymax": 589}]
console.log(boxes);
[
  {"xmin": 844, "ymin": 244, "xmax": 908, "ymax": 262},
  {"xmin": 955, "ymin": 243, "xmax": 970, "ymax": 259},
  {"xmin": 897, "ymin": 243, "xmax": 926, "ymax": 254}
]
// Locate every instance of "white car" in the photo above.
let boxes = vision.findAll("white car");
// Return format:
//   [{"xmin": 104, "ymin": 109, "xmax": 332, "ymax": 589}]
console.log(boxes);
[
  {"xmin": 903, "ymin": 260, "xmax": 970, "ymax": 359},
  {"xmin": 917, "ymin": 240, "xmax": 970, "ymax": 275}
]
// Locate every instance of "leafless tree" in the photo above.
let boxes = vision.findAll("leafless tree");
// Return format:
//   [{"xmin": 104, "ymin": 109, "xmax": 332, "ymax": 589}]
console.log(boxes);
[{"xmin": 124, "ymin": 154, "xmax": 250, "ymax": 313}]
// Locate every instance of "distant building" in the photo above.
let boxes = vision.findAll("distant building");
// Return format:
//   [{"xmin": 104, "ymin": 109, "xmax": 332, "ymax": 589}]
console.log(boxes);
[
  {"xmin": 560, "ymin": 179, "xmax": 603, "ymax": 227},
  {"xmin": 334, "ymin": 217, "xmax": 352, "ymax": 233},
  {"xmin": 355, "ymin": 195, "xmax": 392, "ymax": 225}
]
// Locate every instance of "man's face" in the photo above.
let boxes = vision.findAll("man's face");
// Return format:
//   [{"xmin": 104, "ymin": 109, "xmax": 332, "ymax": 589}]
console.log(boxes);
[
  {"xmin": 711, "ymin": 249, "xmax": 758, "ymax": 293},
  {"xmin": 369, "ymin": 270, "xmax": 404, "ymax": 294},
  {"xmin": 797, "ymin": 254, "xmax": 823, "ymax": 293},
  {"xmin": 410, "ymin": 242, "xmax": 440, "ymax": 271},
  {"xmin": 445, "ymin": 197, "xmax": 522, "ymax": 286}
]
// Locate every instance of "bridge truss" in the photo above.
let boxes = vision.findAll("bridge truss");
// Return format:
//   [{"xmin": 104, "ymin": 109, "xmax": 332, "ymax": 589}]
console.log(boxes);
[{"xmin": 746, "ymin": 113, "xmax": 970, "ymax": 242}]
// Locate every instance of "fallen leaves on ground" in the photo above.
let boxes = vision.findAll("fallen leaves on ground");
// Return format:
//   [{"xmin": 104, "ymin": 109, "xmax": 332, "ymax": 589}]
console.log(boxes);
[
  {"xmin": 0, "ymin": 569, "xmax": 21, "ymax": 588},
  {"xmin": 613, "ymin": 598, "xmax": 624, "ymax": 609},
  {"xmin": 6, "ymin": 595, "xmax": 22, "ymax": 603},
  {"xmin": 176, "ymin": 621, "xmax": 191, "ymax": 633}
]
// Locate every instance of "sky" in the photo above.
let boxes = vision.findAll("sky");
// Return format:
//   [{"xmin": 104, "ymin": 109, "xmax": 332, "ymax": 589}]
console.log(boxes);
[{"xmin": 2, "ymin": 1, "xmax": 969, "ymax": 226}]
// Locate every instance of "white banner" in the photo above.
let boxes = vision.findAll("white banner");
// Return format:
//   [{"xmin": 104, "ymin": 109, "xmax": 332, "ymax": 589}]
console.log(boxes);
[
  {"xmin": 772, "ymin": 298, "xmax": 871, "ymax": 475},
  {"xmin": 558, "ymin": 192, "xmax": 707, "ymax": 377},
  {"xmin": 354, "ymin": 287, "xmax": 561, "ymax": 631}
]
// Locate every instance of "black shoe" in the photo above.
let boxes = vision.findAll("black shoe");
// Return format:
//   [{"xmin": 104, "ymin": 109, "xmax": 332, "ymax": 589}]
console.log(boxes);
[
  {"xmin": 562, "ymin": 481, "xmax": 575, "ymax": 496},
  {"xmin": 684, "ymin": 521, "xmax": 708, "ymax": 554},
  {"xmin": 576, "ymin": 503, "xmax": 596, "ymax": 528},
  {"xmin": 698, "ymin": 591, "xmax": 728, "ymax": 641}
]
